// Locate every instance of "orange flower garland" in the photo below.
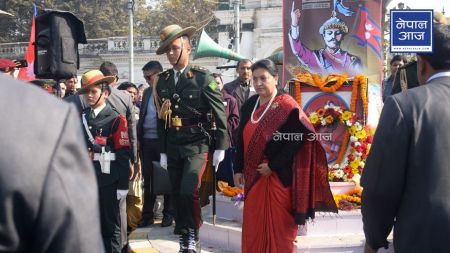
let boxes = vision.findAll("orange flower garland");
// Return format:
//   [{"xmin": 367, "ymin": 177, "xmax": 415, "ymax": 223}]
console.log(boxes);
[
  {"xmin": 333, "ymin": 188, "xmax": 362, "ymax": 210},
  {"xmin": 350, "ymin": 77, "xmax": 359, "ymax": 112},
  {"xmin": 312, "ymin": 73, "xmax": 348, "ymax": 92},
  {"xmin": 335, "ymin": 132, "xmax": 349, "ymax": 165},
  {"xmin": 358, "ymin": 75, "xmax": 369, "ymax": 119},
  {"xmin": 293, "ymin": 73, "xmax": 368, "ymax": 115},
  {"xmin": 308, "ymin": 104, "xmax": 372, "ymax": 182},
  {"xmin": 293, "ymin": 73, "xmax": 369, "ymax": 167}
]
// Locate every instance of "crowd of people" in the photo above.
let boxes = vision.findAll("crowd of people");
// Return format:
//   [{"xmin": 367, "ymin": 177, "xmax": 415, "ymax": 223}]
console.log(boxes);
[{"xmin": 1, "ymin": 19, "xmax": 450, "ymax": 253}]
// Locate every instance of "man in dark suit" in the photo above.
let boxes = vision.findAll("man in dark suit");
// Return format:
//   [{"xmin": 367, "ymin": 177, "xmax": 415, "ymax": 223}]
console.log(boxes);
[
  {"xmin": 361, "ymin": 24, "xmax": 450, "ymax": 253},
  {"xmin": 0, "ymin": 75, "xmax": 104, "ymax": 252},
  {"xmin": 155, "ymin": 24, "xmax": 228, "ymax": 253},
  {"xmin": 223, "ymin": 59, "xmax": 256, "ymax": 112},
  {"xmin": 137, "ymin": 60, "xmax": 174, "ymax": 227}
]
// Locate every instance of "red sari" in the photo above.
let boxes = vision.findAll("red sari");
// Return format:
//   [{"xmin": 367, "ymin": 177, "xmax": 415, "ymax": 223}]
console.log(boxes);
[{"xmin": 241, "ymin": 94, "xmax": 336, "ymax": 253}]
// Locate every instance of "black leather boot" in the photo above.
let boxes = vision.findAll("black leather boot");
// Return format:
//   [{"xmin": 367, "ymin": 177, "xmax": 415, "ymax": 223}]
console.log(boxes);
[
  {"xmin": 186, "ymin": 228, "xmax": 201, "ymax": 253},
  {"xmin": 178, "ymin": 233, "xmax": 189, "ymax": 253}
]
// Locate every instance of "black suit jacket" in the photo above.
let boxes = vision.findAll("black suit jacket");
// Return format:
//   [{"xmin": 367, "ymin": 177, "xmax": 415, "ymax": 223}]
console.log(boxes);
[
  {"xmin": 0, "ymin": 75, "xmax": 104, "ymax": 252},
  {"xmin": 223, "ymin": 78, "xmax": 255, "ymax": 111},
  {"xmin": 362, "ymin": 76, "xmax": 450, "ymax": 252}
]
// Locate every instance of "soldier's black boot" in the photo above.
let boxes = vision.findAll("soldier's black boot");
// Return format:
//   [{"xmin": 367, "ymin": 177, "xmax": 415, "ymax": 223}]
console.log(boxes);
[
  {"xmin": 178, "ymin": 233, "xmax": 189, "ymax": 253},
  {"xmin": 186, "ymin": 228, "xmax": 200, "ymax": 253}
]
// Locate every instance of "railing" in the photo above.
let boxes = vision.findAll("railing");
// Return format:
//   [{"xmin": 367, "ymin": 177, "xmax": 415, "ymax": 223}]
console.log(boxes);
[
  {"xmin": 0, "ymin": 42, "xmax": 28, "ymax": 58},
  {"xmin": 0, "ymin": 36, "xmax": 161, "ymax": 58}
]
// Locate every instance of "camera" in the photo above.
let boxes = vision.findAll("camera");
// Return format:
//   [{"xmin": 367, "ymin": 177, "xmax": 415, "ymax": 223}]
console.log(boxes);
[{"xmin": 14, "ymin": 59, "xmax": 28, "ymax": 68}]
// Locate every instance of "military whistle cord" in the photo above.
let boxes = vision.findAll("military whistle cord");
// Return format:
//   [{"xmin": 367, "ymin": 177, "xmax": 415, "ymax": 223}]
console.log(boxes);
[
  {"xmin": 82, "ymin": 114, "xmax": 96, "ymax": 145},
  {"xmin": 198, "ymin": 122, "xmax": 212, "ymax": 145},
  {"xmin": 172, "ymin": 93, "xmax": 203, "ymax": 118}
]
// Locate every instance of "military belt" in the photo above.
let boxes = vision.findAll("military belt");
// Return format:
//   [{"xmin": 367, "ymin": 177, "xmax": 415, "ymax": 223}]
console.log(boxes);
[
  {"xmin": 169, "ymin": 117, "xmax": 209, "ymax": 128},
  {"xmin": 88, "ymin": 151, "xmax": 116, "ymax": 161}
]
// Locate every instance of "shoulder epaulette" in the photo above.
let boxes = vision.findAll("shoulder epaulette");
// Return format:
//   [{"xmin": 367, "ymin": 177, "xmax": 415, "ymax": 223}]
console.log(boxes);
[
  {"xmin": 191, "ymin": 65, "xmax": 208, "ymax": 73},
  {"xmin": 159, "ymin": 70, "xmax": 171, "ymax": 76},
  {"xmin": 158, "ymin": 70, "xmax": 171, "ymax": 80}
]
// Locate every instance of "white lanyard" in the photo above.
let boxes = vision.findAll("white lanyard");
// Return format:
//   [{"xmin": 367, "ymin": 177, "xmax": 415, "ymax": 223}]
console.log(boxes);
[{"xmin": 82, "ymin": 113, "xmax": 95, "ymax": 145}]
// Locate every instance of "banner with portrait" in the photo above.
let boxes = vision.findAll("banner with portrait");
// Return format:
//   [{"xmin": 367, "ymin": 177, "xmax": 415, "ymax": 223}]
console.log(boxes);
[
  {"xmin": 283, "ymin": 0, "xmax": 382, "ymax": 168},
  {"xmin": 283, "ymin": 0, "xmax": 382, "ymax": 81}
]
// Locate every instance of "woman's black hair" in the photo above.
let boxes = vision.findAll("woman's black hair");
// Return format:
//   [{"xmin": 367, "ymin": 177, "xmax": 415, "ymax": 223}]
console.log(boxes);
[{"xmin": 251, "ymin": 59, "xmax": 278, "ymax": 77}]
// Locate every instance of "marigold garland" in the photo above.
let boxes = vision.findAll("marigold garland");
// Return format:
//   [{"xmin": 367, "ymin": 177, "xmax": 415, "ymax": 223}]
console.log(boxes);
[
  {"xmin": 333, "ymin": 188, "xmax": 362, "ymax": 210},
  {"xmin": 311, "ymin": 73, "xmax": 348, "ymax": 92},
  {"xmin": 294, "ymin": 73, "xmax": 368, "ymax": 119},
  {"xmin": 358, "ymin": 75, "xmax": 369, "ymax": 120},
  {"xmin": 293, "ymin": 73, "xmax": 370, "ymax": 182},
  {"xmin": 308, "ymin": 104, "xmax": 372, "ymax": 182},
  {"xmin": 335, "ymin": 132, "xmax": 349, "ymax": 165}
]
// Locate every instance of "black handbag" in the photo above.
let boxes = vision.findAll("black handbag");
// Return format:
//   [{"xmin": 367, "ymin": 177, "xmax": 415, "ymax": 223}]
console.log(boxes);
[{"xmin": 151, "ymin": 161, "xmax": 172, "ymax": 195}]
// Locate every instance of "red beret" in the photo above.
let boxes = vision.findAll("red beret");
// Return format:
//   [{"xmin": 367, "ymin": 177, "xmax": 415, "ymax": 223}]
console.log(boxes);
[{"xmin": 0, "ymin": 58, "xmax": 16, "ymax": 70}]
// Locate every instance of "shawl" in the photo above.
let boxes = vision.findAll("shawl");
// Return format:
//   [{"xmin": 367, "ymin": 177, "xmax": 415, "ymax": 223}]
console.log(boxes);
[{"xmin": 243, "ymin": 94, "xmax": 337, "ymax": 225}]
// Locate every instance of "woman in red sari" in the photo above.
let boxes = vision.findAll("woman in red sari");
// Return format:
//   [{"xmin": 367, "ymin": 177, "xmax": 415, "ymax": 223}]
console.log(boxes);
[{"xmin": 234, "ymin": 59, "xmax": 337, "ymax": 253}]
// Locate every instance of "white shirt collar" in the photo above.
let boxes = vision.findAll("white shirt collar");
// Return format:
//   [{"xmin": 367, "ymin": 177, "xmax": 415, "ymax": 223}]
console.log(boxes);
[
  {"xmin": 92, "ymin": 103, "xmax": 106, "ymax": 118},
  {"xmin": 426, "ymin": 71, "xmax": 450, "ymax": 83},
  {"xmin": 173, "ymin": 66, "xmax": 187, "ymax": 76}
]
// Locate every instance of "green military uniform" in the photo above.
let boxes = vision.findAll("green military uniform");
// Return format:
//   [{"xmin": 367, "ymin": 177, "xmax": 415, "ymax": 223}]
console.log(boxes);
[{"xmin": 156, "ymin": 64, "xmax": 227, "ymax": 234}]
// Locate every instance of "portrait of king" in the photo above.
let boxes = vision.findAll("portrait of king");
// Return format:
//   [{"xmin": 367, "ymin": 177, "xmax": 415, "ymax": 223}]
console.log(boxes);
[{"xmin": 289, "ymin": 2, "xmax": 363, "ymax": 76}]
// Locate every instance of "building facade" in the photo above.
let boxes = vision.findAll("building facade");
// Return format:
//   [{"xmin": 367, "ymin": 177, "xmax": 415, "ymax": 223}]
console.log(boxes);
[{"xmin": 0, "ymin": 1, "xmax": 283, "ymax": 84}]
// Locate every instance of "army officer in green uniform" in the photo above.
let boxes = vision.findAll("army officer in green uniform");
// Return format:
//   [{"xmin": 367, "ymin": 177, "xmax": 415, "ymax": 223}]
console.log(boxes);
[{"xmin": 154, "ymin": 25, "xmax": 227, "ymax": 253}]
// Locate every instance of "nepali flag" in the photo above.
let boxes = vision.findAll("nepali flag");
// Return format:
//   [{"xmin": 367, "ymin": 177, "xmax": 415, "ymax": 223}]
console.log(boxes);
[
  {"xmin": 17, "ymin": 4, "xmax": 37, "ymax": 81},
  {"xmin": 352, "ymin": 6, "xmax": 382, "ymax": 59}
]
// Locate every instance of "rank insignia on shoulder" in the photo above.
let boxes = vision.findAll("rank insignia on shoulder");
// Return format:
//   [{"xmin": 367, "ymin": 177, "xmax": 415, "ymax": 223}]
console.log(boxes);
[
  {"xmin": 159, "ymin": 70, "xmax": 171, "ymax": 80},
  {"xmin": 192, "ymin": 65, "xmax": 208, "ymax": 73},
  {"xmin": 187, "ymin": 70, "xmax": 194, "ymax": 79},
  {"xmin": 208, "ymin": 81, "xmax": 217, "ymax": 91}
]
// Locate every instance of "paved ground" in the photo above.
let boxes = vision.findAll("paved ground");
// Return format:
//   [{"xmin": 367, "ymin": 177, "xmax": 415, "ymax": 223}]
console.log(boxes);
[{"xmin": 128, "ymin": 219, "xmax": 236, "ymax": 253}]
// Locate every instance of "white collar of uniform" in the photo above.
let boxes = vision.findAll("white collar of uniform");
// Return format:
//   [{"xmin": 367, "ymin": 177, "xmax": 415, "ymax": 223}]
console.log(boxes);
[
  {"xmin": 426, "ymin": 71, "xmax": 450, "ymax": 83},
  {"xmin": 173, "ymin": 66, "xmax": 187, "ymax": 76},
  {"xmin": 92, "ymin": 102, "xmax": 106, "ymax": 118}
]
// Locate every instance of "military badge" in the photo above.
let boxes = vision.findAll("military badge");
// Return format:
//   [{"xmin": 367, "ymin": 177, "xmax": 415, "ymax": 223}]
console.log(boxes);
[
  {"xmin": 208, "ymin": 81, "xmax": 217, "ymax": 91},
  {"xmin": 187, "ymin": 70, "xmax": 194, "ymax": 79}
]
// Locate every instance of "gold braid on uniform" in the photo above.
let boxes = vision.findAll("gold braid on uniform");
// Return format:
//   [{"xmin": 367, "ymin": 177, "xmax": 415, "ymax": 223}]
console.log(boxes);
[
  {"xmin": 154, "ymin": 70, "xmax": 173, "ymax": 128},
  {"xmin": 153, "ymin": 70, "xmax": 168, "ymax": 119}
]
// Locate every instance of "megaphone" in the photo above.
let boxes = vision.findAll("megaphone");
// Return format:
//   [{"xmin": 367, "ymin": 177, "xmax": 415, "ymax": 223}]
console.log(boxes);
[
  {"xmin": 266, "ymin": 48, "xmax": 283, "ymax": 65},
  {"xmin": 194, "ymin": 30, "xmax": 245, "ymax": 61}
]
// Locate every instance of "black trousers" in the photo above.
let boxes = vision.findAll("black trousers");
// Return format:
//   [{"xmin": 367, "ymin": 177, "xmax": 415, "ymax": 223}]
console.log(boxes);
[
  {"xmin": 99, "ymin": 183, "xmax": 121, "ymax": 253},
  {"xmin": 141, "ymin": 138, "xmax": 173, "ymax": 220},
  {"xmin": 168, "ymin": 152, "xmax": 208, "ymax": 233}
]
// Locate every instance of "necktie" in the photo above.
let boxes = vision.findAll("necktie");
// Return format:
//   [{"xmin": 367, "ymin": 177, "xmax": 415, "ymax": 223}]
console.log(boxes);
[
  {"xmin": 240, "ymin": 81, "xmax": 248, "ymax": 88},
  {"xmin": 89, "ymin": 110, "xmax": 95, "ymax": 120},
  {"xmin": 175, "ymin": 71, "xmax": 181, "ymax": 84}
]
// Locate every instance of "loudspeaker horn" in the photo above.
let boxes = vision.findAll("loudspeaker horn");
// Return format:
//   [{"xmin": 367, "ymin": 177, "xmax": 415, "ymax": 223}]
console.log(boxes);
[
  {"xmin": 194, "ymin": 30, "xmax": 245, "ymax": 61},
  {"xmin": 266, "ymin": 48, "xmax": 283, "ymax": 65}
]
